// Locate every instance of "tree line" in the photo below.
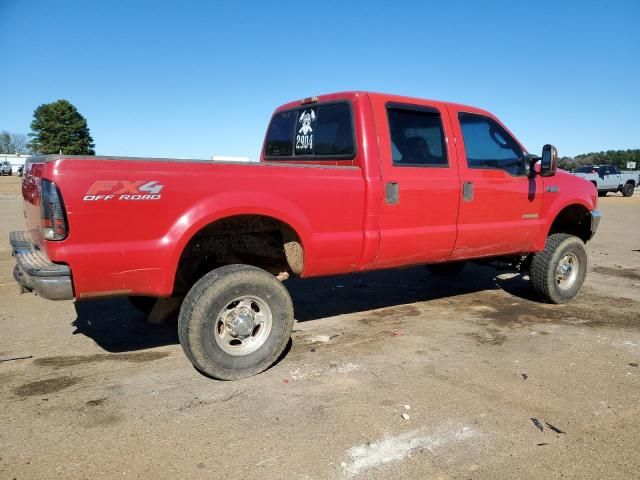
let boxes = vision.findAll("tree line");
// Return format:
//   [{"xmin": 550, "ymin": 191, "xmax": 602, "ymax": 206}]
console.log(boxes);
[{"xmin": 559, "ymin": 149, "xmax": 640, "ymax": 171}]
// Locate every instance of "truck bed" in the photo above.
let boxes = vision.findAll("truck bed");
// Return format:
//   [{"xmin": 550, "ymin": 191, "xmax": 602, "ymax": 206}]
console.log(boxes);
[{"xmin": 23, "ymin": 155, "xmax": 370, "ymax": 298}]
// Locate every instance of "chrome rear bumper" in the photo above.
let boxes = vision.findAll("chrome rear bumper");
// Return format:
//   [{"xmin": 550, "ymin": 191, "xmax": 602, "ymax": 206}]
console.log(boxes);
[{"xmin": 10, "ymin": 231, "xmax": 74, "ymax": 300}]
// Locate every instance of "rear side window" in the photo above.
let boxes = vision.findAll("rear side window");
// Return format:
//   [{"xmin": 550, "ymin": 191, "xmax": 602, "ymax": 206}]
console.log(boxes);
[
  {"xmin": 458, "ymin": 113, "xmax": 525, "ymax": 176},
  {"xmin": 264, "ymin": 102, "xmax": 354, "ymax": 159},
  {"xmin": 387, "ymin": 105, "xmax": 448, "ymax": 167}
]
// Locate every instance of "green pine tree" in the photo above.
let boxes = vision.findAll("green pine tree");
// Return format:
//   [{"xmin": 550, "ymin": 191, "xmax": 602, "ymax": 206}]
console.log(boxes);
[{"xmin": 28, "ymin": 100, "xmax": 95, "ymax": 155}]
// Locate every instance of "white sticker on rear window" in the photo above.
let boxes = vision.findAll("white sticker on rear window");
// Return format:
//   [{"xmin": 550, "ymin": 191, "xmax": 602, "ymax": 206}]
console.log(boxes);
[{"xmin": 295, "ymin": 108, "xmax": 317, "ymax": 155}]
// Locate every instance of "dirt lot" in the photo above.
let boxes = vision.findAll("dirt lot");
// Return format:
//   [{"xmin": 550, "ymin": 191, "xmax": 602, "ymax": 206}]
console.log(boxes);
[{"xmin": 0, "ymin": 174, "xmax": 639, "ymax": 479}]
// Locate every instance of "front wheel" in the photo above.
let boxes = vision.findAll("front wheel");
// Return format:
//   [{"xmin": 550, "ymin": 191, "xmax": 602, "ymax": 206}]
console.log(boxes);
[
  {"xmin": 530, "ymin": 233, "xmax": 588, "ymax": 304},
  {"xmin": 622, "ymin": 183, "xmax": 635, "ymax": 197},
  {"xmin": 178, "ymin": 264, "xmax": 294, "ymax": 380}
]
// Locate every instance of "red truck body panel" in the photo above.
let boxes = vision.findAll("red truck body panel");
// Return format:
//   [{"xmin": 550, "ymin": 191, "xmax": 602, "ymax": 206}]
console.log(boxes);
[
  {"xmin": 28, "ymin": 159, "xmax": 368, "ymax": 297},
  {"xmin": 20, "ymin": 91, "xmax": 598, "ymax": 300}
]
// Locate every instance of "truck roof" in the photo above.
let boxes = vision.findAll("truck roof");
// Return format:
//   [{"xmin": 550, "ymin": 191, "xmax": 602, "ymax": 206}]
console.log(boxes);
[{"xmin": 275, "ymin": 91, "xmax": 493, "ymax": 117}]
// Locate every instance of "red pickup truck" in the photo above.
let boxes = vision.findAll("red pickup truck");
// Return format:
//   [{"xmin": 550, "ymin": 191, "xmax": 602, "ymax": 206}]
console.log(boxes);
[{"xmin": 12, "ymin": 91, "xmax": 600, "ymax": 380}]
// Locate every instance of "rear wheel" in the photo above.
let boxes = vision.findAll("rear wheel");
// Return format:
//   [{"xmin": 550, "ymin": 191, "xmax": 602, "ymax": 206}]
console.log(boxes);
[
  {"xmin": 530, "ymin": 233, "xmax": 587, "ymax": 304},
  {"xmin": 622, "ymin": 182, "xmax": 635, "ymax": 197},
  {"xmin": 178, "ymin": 264, "xmax": 294, "ymax": 380},
  {"xmin": 597, "ymin": 191, "xmax": 608, "ymax": 197}
]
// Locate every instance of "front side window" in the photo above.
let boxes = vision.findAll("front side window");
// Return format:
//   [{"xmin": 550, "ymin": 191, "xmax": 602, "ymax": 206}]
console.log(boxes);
[
  {"xmin": 459, "ymin": 113, "xmax": 525, "ymax": 176},
  {"xmin": 264, "ymin": 102, "xmax": 354, "ymax": 159},
  {"xmin": 387, "ymin": 105, "xmax": 448, "ymax": 167}
]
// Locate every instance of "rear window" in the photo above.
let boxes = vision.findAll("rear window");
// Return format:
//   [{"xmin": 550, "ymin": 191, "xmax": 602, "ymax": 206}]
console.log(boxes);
[{"xmin": 264, "ymin": 102, "xmax": 354, "ymax": 159}]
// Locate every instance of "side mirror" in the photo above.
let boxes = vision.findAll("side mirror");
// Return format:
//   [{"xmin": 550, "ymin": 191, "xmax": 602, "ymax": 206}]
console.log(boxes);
[
  {"xmin": 541, "ymin": 144, "xmax": 558, "ymax": 177},
  {"xmin": 524, "ymin": 154, "xmax": 540, "ymax": 178}
]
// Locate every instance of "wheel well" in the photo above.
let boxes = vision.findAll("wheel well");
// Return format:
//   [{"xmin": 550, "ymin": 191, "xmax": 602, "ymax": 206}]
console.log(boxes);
[
  {"xmin": 173, "ymin": 215, "xmax": 303, "ymax": 295},
  {"xmin": 625, "ymin": 179, "xmax": 636, "ymax": 186},
  {"xmin": 548, "ymin": 204, "xmax": 592, "ymax": 243}
]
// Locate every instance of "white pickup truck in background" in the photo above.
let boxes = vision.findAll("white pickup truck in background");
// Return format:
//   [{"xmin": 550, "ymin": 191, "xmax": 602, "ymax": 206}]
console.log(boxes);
[{"xmin": 573, "ymin": 165, "xmax": 639, "ymax": 197}]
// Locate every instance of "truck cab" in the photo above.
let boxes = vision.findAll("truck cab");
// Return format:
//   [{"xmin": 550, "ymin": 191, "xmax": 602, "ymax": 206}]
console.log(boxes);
[{"xmin": 263, "ymin": 92, "xmax": 599, "ymax": 266}]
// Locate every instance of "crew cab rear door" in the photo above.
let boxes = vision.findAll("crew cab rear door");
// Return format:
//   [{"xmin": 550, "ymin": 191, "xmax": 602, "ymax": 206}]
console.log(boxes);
[
  {"xmin": 369, "ymin": 96, "xmax": 460, "ymax": 267},
  {"xmin": 599, "ymin": 165, "xmax": 620, "ymax": 188},
  {"xmin": 447, "ymin": 106, "xmax": 543, "ymax": 258}
]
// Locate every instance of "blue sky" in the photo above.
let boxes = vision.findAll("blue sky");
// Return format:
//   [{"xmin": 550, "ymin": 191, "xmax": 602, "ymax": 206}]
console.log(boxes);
[{"xmin": 1, "ymin": 0, "xmax": 638, "ymax": 159}]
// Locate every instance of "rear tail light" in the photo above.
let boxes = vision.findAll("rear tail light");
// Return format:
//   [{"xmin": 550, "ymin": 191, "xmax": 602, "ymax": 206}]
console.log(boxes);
[{"xmin": 40, "ymin": 179, "xmax": 67, "ymax": 240}]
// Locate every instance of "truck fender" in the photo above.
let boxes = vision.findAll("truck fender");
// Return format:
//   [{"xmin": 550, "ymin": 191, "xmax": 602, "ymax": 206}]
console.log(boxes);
[
  {"xmin": 161, "ymin": 191, "xmax": 313, "ymax": 294},
  {"xmin": 534, "ymin": 199, "xmax": 595, "ymax": 251}
]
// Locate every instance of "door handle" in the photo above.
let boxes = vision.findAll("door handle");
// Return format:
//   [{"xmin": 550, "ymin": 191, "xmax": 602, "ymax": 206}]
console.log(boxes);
[
  {"xmin": 463, "ymin": 181, "xmax": 474, "ymax": 202},
  {"xmin": 385, "ymin": 182, "xmax": 399, "ymax": 205}
]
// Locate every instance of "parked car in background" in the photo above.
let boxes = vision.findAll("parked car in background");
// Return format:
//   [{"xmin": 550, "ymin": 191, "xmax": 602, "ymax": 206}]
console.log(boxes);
[
  {"xmin": 572, "ymin": 164, "xmax": 638, "ymax": 197},
  {"xmin": 1, "ymin": 161, "xmax": 12, "ymax": 176}
]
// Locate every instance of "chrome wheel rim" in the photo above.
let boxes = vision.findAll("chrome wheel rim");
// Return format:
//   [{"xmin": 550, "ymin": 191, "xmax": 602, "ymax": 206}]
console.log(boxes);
[
  {"xmin": 556, "ymin": 253, "xmax": 579, "ymax": 290},
  {"xmin": 213, "ymin": 296, "xmax": 272, "ymax": 356}
]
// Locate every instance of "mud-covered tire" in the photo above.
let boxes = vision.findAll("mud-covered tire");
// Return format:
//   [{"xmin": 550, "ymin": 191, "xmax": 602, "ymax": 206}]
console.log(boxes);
[
  {"xmin": 427, "ymin": 261, "xmax": 467, "ymax": 277},
  {"xmin": 178, "ymin": 264, "xmax": 294, "ymax": 380},
  {"xmin": 530, "ymin": 233, "xmax": 588, "ymax": 304},
  {"xmin": 128, "ymin": 296, "xmax": 157, "ymax": 315},
  {"xmin": 622, "ymin": 183, "xmax": 635, "ymax": 197}
]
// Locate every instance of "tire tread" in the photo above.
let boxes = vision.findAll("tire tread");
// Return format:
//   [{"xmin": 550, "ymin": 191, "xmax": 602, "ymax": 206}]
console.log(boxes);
[{"xmin": 530, "ymin": 233, "xmax": 586, "ymax": 304}]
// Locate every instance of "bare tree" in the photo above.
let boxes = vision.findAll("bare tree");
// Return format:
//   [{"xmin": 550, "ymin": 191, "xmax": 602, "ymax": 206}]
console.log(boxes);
[
  {"xmin": 11, "ymin": 133, "xmax": 29, "ymax": 154},
  {"xmin": 0, "ymin": 131, "xmax": 11, "ymax": 154},
  {"xmin": 0, "ymin": 131, "xmax": 31, "ymax": 154}
]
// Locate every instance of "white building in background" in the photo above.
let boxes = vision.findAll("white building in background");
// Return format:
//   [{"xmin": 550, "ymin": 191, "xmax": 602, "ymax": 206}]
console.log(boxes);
[
  {"xmin": 0, "ymin": 153, "xmax": 29, "ymax": 170},
  {"xmin": 211, "ymin": 155, "xmax": 256, "ymax": 162}
]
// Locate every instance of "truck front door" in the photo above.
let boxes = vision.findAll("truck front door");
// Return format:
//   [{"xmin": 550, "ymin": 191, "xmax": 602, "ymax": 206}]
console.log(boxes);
[
  {"xmin": 447, "ymin": 108, "xmax": 544, "ymax": 259},
  {"xmin": 370, "ymin": 98, "xmax": 460, "ymax": 267}
]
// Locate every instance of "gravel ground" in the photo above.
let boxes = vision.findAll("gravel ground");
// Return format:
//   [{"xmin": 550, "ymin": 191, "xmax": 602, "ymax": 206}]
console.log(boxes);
[{"xmin": 0, "ymin": 175, "xmax": 638, "ymax": 480}]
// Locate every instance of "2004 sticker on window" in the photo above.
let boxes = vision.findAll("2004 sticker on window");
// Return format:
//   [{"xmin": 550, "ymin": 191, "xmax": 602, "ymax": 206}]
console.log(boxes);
[{"xmin": 83, "ymin": 181, "xmax": 164, "ymax": 201}]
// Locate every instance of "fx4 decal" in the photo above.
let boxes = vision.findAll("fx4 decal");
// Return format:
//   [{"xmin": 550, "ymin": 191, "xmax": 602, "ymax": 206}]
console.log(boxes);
[{"xmin": 84, "ymin": 181, "xmax": 164, "ymax": 201}]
